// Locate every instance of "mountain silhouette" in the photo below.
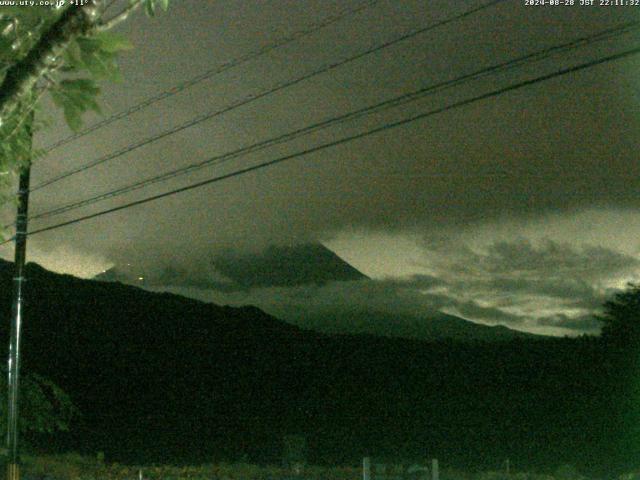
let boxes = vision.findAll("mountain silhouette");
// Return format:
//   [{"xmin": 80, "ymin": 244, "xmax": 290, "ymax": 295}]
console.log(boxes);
[
  {"xmin": 0, "ymin": 259, "xmax": 619, "ymax": 472},
  {"xmin": 95, "ymin": 243, "xmax": 368, "ymax": 291},
  {"xmin": 93, "ymin": 243, "xmax": 533, "ymax": 342}
]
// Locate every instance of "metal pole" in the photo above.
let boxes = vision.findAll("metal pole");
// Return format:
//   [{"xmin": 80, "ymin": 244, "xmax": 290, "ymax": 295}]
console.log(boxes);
[
  {"xmin": 363, "ymin": 457, "xmax": 371, "ymax": 480},
  {"xmin": 5, "ymin": 115, "xmax": 32, "ymax": 480}
]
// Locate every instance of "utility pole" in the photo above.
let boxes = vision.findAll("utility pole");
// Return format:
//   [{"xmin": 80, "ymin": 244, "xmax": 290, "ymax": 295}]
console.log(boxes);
[{"xmin": 5, "ymin": 113, "xmax": 33, "ymax": 480}]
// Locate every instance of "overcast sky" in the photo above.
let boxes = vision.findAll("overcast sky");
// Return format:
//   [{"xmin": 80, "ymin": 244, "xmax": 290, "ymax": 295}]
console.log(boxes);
[{"xmin": 2, "ymin": 0, "xmax": 640, "ymax": 337}]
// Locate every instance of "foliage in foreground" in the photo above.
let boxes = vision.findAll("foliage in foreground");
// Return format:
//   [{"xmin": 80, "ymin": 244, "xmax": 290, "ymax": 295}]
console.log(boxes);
[
  {"xmin": 0, "ymin": 367, "xmax": 77, "ymax": 436},
  {"xmin": 597, "ymin": 282, "xmax": 640, "ymax": 347},
  {"xmin": 0, "ymin": 1, "xmax": 170, "ymax": 208}
]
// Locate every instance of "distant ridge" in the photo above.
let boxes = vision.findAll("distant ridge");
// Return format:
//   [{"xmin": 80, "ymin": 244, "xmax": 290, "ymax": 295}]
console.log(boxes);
[{"xmin": 286, "ymin": 310, "xmax": 537, "ymax": 342}]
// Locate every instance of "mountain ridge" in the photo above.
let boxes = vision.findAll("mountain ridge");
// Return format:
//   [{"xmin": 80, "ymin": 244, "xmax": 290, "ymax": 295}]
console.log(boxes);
[
  {"xmin": 0, "ymin": 259, "xmax": 607, "ymax": 471},
  {"xmin": 90, "ymin": 241, "xmax": 534, "ymax": 342}
]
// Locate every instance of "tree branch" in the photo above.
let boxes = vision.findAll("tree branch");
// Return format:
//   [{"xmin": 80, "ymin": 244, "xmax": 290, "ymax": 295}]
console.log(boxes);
[
  {"xmin": 96, "ymin": 0, "xmax": 143, "ymax": 32},
  {"xmin": 4, "ymin": 88, "xmax": 46, "ymax": 144},
  {"xmin": 0, "ymin": 3, "xmax": 101, "ymax": 130}
]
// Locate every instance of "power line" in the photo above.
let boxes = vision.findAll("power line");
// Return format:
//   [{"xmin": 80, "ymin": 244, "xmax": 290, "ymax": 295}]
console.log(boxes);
[
  {"xmin": 9, "ymin": 45, "xmax": 638, "ymax": 244},
  {"xmin": 31, "ymin": 0, "xmax": 506, "ymax": 191},
  {"xmin": 25, "ymin": 20, "xmax": 640, "ymax": 224},
  {"xmin": 39, "ymin": 0, "xmax": 381, "ymax": 155}
]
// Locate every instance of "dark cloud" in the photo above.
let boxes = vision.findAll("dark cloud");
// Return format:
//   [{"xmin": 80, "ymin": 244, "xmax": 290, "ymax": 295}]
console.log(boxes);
[
  {"xmin": 159, "ymin": 277, "xmax": 444, "ymax": 322},
  {"xmin": 104, "ymin": 233, "xmax": 629, "ymax": 336},
  {"xmin": 486, "ymin": 277, "xmax": 597, "ymax": 302},
  {"xmin": 448, "ymin": 300, "xmax": 528, "ymax": 325},
  {"xmin": 380, "ymin": 274, "xmax": 444, "ymax": 291},
  {"xmin": 391, "ymin": 236, "xmax": 640, "ymax": 333},
  {"xmin": 479, "ymin": 240, "xmax": 639, "ymax": 280},
  {"xmin": 160, "ymin": 275, "xmax": 528, "ymax": 335},
  {"xmin": 536, "ymin": 313, "xmax": 601, "ymax": 333},
  {"xmin": 1, "ymin": 1, "xmax": 639, "ymax": 337},
  {"xmin": 12, "ymin": 1, "xmax": 637, "ymax": 255}
]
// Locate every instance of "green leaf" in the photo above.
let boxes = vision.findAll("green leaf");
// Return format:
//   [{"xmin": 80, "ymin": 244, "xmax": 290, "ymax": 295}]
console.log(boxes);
[
  {"xmin": 60, "ymin": 78, "xmax": 100, "ymax": 95},
  {"xmin": 63, "ymin": 105, "xmax": 82, "ymax": 132},
  {"xmin": 94, "ymin": 31, "xmax": 133, "ymax": 53},
  {"xmin": 51, "ymin": 79, "xmax": 102, "ymax": 131},
  {"xmin": 145, "ymin": 0, "xmax": 156, "ymax": 17},
  {"xmin": 83, "ymin": 52, "xmax": 115, "ymax": 78},
  {"xmin": 142, "ymin": 0, "xmax": 170, "ymax": 16},
  {"xmin": 61, "ymin": 78, "xmax": 93, "ymax": 90},
  {"xmin": 76, "ymin": 36, "xmax": 123, "ymax": 80},
  {"xmin": 62, "ymin": 39, "xmax": 83, "ymax": 70}
]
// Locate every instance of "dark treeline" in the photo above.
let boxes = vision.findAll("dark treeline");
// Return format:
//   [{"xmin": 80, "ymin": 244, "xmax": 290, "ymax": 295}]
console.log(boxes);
[{"xmin": 0, "ymin": 260, "xmax": 638, "ymax": 475}]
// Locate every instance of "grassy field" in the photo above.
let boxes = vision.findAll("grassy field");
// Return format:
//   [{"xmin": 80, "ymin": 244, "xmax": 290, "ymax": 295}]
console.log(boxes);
[
  {"xmin": 19, "ymin": 454, "xmax": 592, "ymax": 480},
  {"xmin": 22, "ymin": 454, "xmax": 359, "ymax": 480}
]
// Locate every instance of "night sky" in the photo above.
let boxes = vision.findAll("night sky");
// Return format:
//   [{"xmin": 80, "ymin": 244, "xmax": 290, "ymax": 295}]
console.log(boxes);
[{"xmin": 1, "ymin": 0, "xmax": 639, "ymax": 336}]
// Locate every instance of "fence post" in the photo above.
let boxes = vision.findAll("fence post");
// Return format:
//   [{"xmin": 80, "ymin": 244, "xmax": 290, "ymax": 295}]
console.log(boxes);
[
  {"xmin": 431, "ymin": 459, "xmax": 439, "ymax": 480},
  {"xmin": 363, "ymin": 457, "xmax": 371, "ymax": 480}
]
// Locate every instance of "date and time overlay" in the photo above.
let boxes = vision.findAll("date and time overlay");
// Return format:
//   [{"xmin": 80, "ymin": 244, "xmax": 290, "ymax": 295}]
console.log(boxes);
[
  {"xmin": 2, "ymin": 0, "xmax": 640, "ymax": 8},
  {"xmin": 525, "ymin": 0, "xmax": 639, "ymax": 6}
]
